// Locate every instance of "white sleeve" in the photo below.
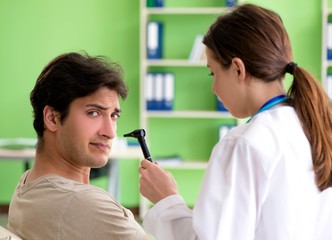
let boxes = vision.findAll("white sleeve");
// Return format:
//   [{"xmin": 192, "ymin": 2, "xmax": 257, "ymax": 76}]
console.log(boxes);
[
  {"xmin": 193, "ymin": 138, "xmax": 267, "ymax": 240},
  {"xmin": 143, "ymin": 195, "xmax": 199, "ymax": 240}
]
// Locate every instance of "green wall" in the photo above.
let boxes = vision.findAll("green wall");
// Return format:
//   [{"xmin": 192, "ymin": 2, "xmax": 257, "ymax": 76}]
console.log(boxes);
[
  {"xmin": 0, "ymin": 0, "xmax": 322, "ymax": 207},
  {"xmin": 0, "ymin": 0, "xmax": 141, "ymax": 206}
]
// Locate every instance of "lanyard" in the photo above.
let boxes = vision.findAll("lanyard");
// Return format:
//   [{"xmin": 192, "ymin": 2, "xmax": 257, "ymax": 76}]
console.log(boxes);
[{"xmin": 247, "ymin": 94, "xmax": 288, "ymax": 123}]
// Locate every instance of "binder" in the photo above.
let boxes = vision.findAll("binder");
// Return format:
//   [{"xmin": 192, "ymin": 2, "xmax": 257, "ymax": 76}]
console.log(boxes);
[
  {"xmin": 163, "ymin": 73, "xmax": 175, "ymax": 110},
  {"xmin": 146, "ymin": 72, "xmax": 175, "ymax": 111},
  {"xmin": 217, "ymin": 98, "xmax": 228, "ymax": 112},
  {"xmin": 146, "ymin": 0, "xmax": 164, "ymax": 7},
  {"xmin": 146, "ymin": 0, "xmax": 155, "ymax": 7},
  {"xmin": 189, "ymin": 34, "xmax": 204, "ymax": 62},
  {"xmin": 226, "ymin": 0, "xmax": 236, "ymax": 7},
  {"xmin": 145, "ymin": 73, "xmax": 155, "ymax": 110},
  {"xmin": 328, "ymin": 74, "xmax": 332, "ymax": 99},
  {"xmin": 328, "ymin": 20, "xmax": 332, "ymax": 60},
  {"xmin": 147, "ymin": 21, "xmax": 163, "ymax": 59},
  {"xmin": 154, "ymin": 73, "xmax": 164, "ymax": 110},
  {"xmin": 155, "ymin": 0, "xmax": 164, "ymax": 7}
]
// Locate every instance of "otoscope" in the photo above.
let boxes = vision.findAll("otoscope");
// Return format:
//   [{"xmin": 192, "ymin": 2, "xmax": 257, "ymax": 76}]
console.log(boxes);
[{"xmin": 123, "ymin": 129, "xmax": 153, "ymax": 162}]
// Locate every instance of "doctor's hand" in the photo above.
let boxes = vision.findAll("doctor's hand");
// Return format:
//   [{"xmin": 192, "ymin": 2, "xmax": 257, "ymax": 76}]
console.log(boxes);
[{"xmin": 139, "ymin": 159, "xmax": 179, "ymax": 204}]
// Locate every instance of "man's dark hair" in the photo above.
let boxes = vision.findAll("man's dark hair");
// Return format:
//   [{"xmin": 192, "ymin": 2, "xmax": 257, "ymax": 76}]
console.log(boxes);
[{"xmin": 30, "ymin": 52, "xmax": 128, "ymax": 139}]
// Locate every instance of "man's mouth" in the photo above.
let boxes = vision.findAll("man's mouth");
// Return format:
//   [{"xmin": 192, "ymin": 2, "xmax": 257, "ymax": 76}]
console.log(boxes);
[{"xmin": 90, "ymin": 142, "xmax": 111, "ymax": 152}]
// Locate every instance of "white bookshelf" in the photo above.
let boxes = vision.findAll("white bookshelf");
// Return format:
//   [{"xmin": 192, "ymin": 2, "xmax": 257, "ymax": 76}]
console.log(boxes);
[{"xmin": 139, "ymin": 0, "xmax": 240, "ymax": 219}]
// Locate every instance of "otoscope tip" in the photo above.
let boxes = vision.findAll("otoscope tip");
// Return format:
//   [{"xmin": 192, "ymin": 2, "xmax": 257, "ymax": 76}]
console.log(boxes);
[{"xmin": 123, "ymin": 129, "xmax": 146, "ymax": 138}]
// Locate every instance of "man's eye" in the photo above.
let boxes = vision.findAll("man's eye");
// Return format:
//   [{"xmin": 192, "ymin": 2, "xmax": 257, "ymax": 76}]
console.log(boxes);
[
  {"xmin": 88, "ymin": 111, "xmax": 99, "ymax": 117},
  {"xmin": 111, "ymin": 113, "xmax": 120, "ymax": 120},
  {"xmin": 209, "ymin": 72, "xmax": 214, "ymax": 76}
]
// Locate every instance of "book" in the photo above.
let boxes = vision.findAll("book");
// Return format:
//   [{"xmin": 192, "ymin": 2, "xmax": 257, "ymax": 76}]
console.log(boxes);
[
  {"xmin": 327, "ymin": 74, "xmax": 332, "ymax": 99},
  {"xmin": 189, "ymin": 34, "xmax": 204, "ymax": 62},
  {"xmin": 163, "ymin": 73, "xmax": 175, "ymax": 110},
  {"xmin": 226, "ymin": 0, "xmax": 236, "ymax": 7},
  {"xmin": 154, "ymin": 73, "xmax": 164, "ymax": 110},
  {"xmin": 146, "ymin": 0, "xmax": 164, "ymax": 7},
  {"xmin": 145, "ymin": 73, "xmax": 155, "ymax": 110},
  {"xmin": 147, "ymin": 21, "xmax": 163, "ymax": 59},
  {"xmin": 216, "ymin": 98, "xmax": 228, "ymax": 112},
  {"xmin": 328, "ymin": 20, "xmax": 332, "ymax": 60},
  {"xmin": 145, "ymin": 72, "xmax": 175, "ymax": 111}
]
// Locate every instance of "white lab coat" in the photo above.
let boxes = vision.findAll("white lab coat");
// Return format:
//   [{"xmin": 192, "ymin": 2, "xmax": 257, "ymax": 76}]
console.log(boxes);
[{"xmin": 144, "ymin": 106, "xmax": 326, "ymax": 240}]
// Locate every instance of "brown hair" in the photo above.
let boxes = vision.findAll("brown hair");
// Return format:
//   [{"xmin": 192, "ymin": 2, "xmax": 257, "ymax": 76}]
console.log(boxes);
[
  {"xmin": 30, "ymin": 52, "xmax": 128, "ymax": 140},
  {"xmin": 203, "ymin": 4, "xmax": 332, "ymax": 191}
]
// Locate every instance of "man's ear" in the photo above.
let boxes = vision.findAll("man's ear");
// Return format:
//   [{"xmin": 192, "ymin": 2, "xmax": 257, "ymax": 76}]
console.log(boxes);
[
  {"xmin": 231, "ymin": 57, "xmax": 247, "ymax": 83},
  {"xmin": 43, "ymin": 105, "xmax": 59, "ymax": 132}
]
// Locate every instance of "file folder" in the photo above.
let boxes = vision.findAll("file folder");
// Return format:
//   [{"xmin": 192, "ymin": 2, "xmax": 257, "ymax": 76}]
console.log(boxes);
[
  {"xmin": 146, "ymin": 73, "xmax": 155, "ymax": 110},
  {"xmin": 147, "ymin": 21, "xmax": 163, "ymax": 59},
  {"xmin": 163, "ymin": 73, "xmax": 175, "ymax": 110},
  {"xmin": 146, "ymin": 0, "xmax": 164, "ymax": 7},
  {"xmin": 327, "ymin": 74, "xmax": 332, "ymax": 99},
  {"xmin": 226, "ymin": 0, "xmax": 236, "ymax": 7},
  {"xmin": 328, "ymin": 20, "xmax": 332, "ymax": 60},
  {"xmin": 154, "ymin": 73, "xmax": 164, "ymax": 109},
  {"xmin": 217, "ymin": 98, "xmax": 228, "ymax": 112}
]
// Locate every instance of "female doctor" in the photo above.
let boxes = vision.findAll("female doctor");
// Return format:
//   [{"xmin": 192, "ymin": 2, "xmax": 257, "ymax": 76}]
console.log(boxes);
[{"xmin": 139, "ymin": 3, "xmax": 332, "ymax": 240}]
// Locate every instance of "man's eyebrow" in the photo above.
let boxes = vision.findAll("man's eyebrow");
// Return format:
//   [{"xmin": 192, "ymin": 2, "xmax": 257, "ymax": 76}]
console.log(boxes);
[{"xmin": 85, "ymin": 103, "xmax": 121, "ymax": 113}]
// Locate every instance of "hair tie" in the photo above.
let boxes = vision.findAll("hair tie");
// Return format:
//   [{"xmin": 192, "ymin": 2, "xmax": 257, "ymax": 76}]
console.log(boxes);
[{"xmin": 285, "ymin": 62, "xmax": 297, "ymax": 75}]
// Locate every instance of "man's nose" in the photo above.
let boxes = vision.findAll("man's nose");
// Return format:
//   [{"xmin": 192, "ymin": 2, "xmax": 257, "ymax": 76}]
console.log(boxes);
[{"xmin": 100, "ymin": 118, "xmax": 116, "ymax": 139}]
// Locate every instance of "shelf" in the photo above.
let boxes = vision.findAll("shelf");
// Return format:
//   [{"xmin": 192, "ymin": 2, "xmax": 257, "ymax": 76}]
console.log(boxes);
[
  {"xmin": 158, "ymin": 161, "xmax": 208, "ymax": 169},
  {"xmin": 144, "ymin": 110, "xmax": 233, "ymax": 119},
  {"xmin": 145, "ymin": 7, "xmax": 227, "ymax": 15},
  {"xmin": 145, "ymin": 59, "xmax": 206, "ymax": 67}
]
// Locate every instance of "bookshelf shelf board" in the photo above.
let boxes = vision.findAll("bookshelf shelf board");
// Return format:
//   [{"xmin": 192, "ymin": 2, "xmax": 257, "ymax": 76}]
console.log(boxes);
[
  {"xmin": 146, "ymin": 59, "xmax": 207, "ymax": 67},
  {"xmin": 145, "ymin": 110, "xmax": 233, "ymax": 119},
  {"xmin": 145, "ymin": 7, "xmax": 226, "ymax": 15},
  {"xmin": 158, "ymin": 161, "xmax": 208, "ymax": 169}
]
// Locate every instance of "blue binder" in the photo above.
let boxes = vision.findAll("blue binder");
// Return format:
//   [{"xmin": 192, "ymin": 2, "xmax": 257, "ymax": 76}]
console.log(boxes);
[
  {"xmin": 146, "ymin": 73, "xmax": 155, "ymax": 110},
  {"xmin": 163, "ymin": 73, "xmax": 174, "ymax": 111},
  {"xmin": 327, "ymin": 74, "xmax": 332, "ymax": 99},
  {"xmin": 328, "ymin": 20, "xmax": 332, "ymax": 60},
  {"xmin": 154, "ymin": 0, "xmax": 164, "ymax": 7},
  {"xmin": 146, "ymin": 0, "xmax": 164, "ymax": 7},
  {"xmin": 217, "ymin": 98, "xmax": 228, "ymax": 112},
  {"xmin": 154, "ymin": 73, "xmax": 164, "ymax": 110},
  {"xmin": 226, "ymin": 0, "xmax": 236, "ymax": 7},
  {"xmin": 147, "ymin": 21, "xmax": 163, "ymax": 59}
]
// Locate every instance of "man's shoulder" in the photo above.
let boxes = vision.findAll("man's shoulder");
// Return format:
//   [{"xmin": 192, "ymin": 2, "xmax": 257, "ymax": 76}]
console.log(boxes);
[{"xmin": 45, "ymin": 175, "xmax": 111, "ymax": 198}]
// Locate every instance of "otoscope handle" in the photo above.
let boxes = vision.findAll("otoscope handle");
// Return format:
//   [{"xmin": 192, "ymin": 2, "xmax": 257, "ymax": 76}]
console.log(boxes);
[
  {"xmin": 123, "ymin": 129, "xmax": 153, "ymax": 162},
  {"xmin": 138, "ymin": 137, "xmax": 152, "ymax": 162}
]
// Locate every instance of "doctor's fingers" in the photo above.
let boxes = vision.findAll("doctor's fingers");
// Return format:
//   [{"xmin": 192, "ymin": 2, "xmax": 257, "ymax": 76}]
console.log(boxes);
[{"xmin": 140, "ymin": 159, "xmax": 157, "ymax": 169}]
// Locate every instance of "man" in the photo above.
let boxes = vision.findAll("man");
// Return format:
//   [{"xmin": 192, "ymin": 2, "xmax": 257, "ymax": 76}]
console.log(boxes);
[{"xmin": 8, "ymin": 52, "xmax": 148, "ymax": 240}]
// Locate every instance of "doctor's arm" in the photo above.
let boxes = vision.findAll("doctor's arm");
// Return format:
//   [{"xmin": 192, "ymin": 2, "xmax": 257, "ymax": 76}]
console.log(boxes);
[
  {"xmin": 139, "ymin": 159, "xmax": 199, "ymax": 240},
  {"xmin": 139, "ymin": 159, "xmax": 178, "ymax": 203}
]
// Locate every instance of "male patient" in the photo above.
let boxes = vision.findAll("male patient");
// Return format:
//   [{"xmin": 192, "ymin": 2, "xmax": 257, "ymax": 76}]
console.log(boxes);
[{"xmin": 7, "ymin": 52, "xmax": 148, "ymax": 240}]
